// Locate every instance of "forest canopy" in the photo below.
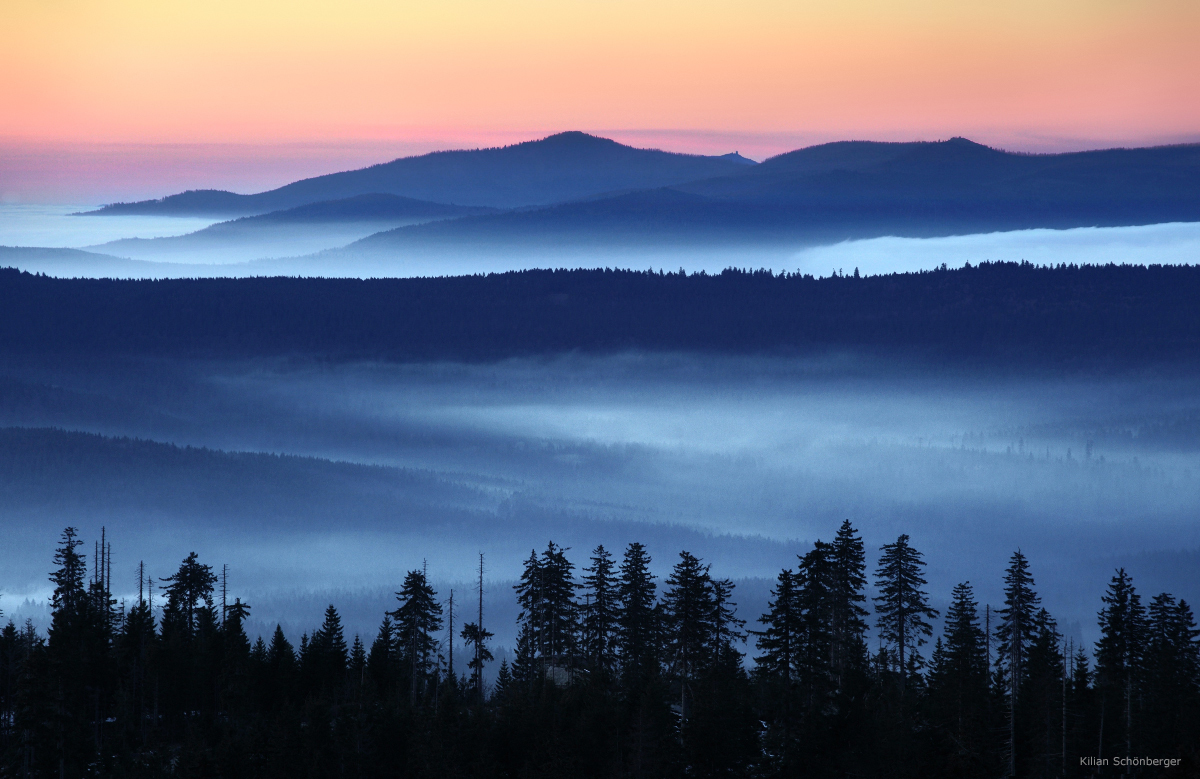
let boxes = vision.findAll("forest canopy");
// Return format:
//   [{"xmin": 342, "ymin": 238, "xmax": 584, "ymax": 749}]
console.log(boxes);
[
  {"xmin": 3, "ymin": 262, "xmax": 1200, "ymax": 364},
  {"xmin": 1, "ymin": 522, "xmax": 1196, "ymax": 778}
]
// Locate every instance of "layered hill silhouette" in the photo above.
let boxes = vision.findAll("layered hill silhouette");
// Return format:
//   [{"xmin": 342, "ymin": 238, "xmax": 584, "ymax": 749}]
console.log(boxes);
[
  {"xmin": 0, "ymin": 426, "xmax": 492, "ymax": 530},
  {"xmin": 347, "ymin": 138, "xmax": 1200, "ymax": 252},
  {"xmin": 86, "ymin": 132, "xmax": 757, "ymax": 216},
  {"xmin": 678, "ymin": 138, "xmax": 1200, "ymax": 214},
  {"xmin": 0, "ymin": 246, "xmax": 155, "ymax": 278},
  {"xmin": 214, "ymin": 192, "xmax": 495, "ymax": 223},
  {"xmin": 69, "ymin": 133, "xmax": 1200, "ymax": 269},
  {"xmin": 89, "ymin": 193, "xmax": 496, "ymax": 263}
]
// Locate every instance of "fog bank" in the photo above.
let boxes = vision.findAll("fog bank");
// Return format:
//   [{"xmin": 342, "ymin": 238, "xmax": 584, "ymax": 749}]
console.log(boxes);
[
  {"xmin": 3, "ymin": 211, "xmax": 1198, "ymax": 280},
  {"xmin": 1, "ymin": 353, "xmax": 1197, "ymax": 655}
]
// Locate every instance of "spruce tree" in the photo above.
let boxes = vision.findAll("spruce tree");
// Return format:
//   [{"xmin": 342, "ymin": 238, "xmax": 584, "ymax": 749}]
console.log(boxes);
[
  {"xmin": 510, "ymin": 621, "xmax": 538, "ymax": 687},
  {"xmin": 224, "ymin": 598, "xmax": 252, "ymax": 660},
  {"xmin": 755, "ymin": 568, "xmax": 798, "ymax": 682},
  {"xmin": 348, "ymin": 635, "xmax": 367, "ymax": 696},
  {"xmin": 267, "ymin": 624, "xmax": 294, "ymax": 667},
  {"xmin": 265, "ymin": 624, "xmax": 296, "ymax": 711},
  {"xmin": 514, "ymin": 549, "xmax": 544, "ymax": 671},
  {"xmin": 48, "ymin": 527, "xmax": 87, "ymax": 637},
  {"xmin": 160, "ymin": 552, "xmax": 217, "ymax": 641},
  {"xmin": 391, "ymin": 569, "xmax": 443, "ymax": 704},
  {"xmin": 755, "ymin": 567, "xmax": 801, "ymax": 768},
  {"xmin": 314, "ymin": 604, "xmax": 348, "ymax": 693},
  {"xmin": 995, "ymin": 550, "xmax": 1043, "ymax": 777},
  {"xmin": 367, "ymin": 615, "xmax": 395, "ymax": 694},
  {"xmin": 539, "ymin": 542, "xmax": 578, "ymax": 663},
  {"xmin": 1004, "ymin": 607, "xmax": 1064, "ymax": 777},
  {"xmin": 616, "ymin": 542, "xmax": 659, "ymax": 690},
  {"xmin": 673, "ymin": 560, "xmax": 752, "ymax": 776},
  {"xmin": 873, "ymin": 534, "xmax": 938, "ymax": 694},
  {"xmin": 514, "ymin": 542, "xmax": 577, "ymax": 671},
  {"xmin": 581, "ymin": 545, "xmax": 618, "ymax": 675},
  {"xmin": 220, "ymin": 598, "xmax": 252, "ymax": 713},
  {"xmin": 661, "ymin": 551, "xmax": 715, "ymax": 721},
  {"xmin": 1142, "ymin": 594, "xmax": 1200, "ymax": 756},
  {"xmin": 710, "ymin": 575, "xmax": 746, "ymax": 666},
  {"xmin": 116, "ymin": 592, "xmax": 156, "ymax": 747},
  {"xmin": 928, "ymin": 581, "xmax": 989, "ymax": 768},
  {"xmin": 493, "ymin": 659, "xmax": 514, "ymax": 703},
  {"xmin": 1094, "ymin": 568, "xmax": 1145, "ymax": 761},
  {"xmin": 795, "ymin": 543, "xmax": 835, "ymax": 713},
  {"xmin": 46, "ymin": 527, "xmax": 106, "ymax": 775},
  {"xmin": 830, "ymin": 520, "xmax": 869, "ymax": 686},
  {"xmin": 156, "ymin": 552, "xmax": 219, "ymax": 732}
]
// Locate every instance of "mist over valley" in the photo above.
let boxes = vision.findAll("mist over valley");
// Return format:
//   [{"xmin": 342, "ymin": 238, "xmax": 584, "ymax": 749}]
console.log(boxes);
[{"xmin": 2, "ymin": 351, "xmax": 1198, "ymax": 658}]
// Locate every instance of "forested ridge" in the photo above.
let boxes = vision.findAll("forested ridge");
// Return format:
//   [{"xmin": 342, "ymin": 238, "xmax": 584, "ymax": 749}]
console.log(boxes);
[
  {"xmin": 3, "ymin": 262, "xmax": 1200, "ymax": 363},
  {"xmin": 89, "ymin": 132, "xmax": 753, "ymax": 215},
  {"xmin": 86, "ymin": 134, "xmax": 1200, "ymax": 231},
  {"xmin": 1, "ymin": 523, "xmax": 1196, "ymax": 778}
]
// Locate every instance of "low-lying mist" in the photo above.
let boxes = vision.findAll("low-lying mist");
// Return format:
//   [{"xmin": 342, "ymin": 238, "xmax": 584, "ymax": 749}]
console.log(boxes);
[
  {"xmin": 3, "ymin": 218, "xmax": 1199, "ymax": 280},
  {"xmin": 2, "ymin": 352, "xmax": 1198, "ymax": 664},
  {"xmin": 0, "ymin": 204, "xmax": 219, "ymax": 248},
  {"xmin": 84, "ymin": 219, "xmax": 449, "ymax": 265}
]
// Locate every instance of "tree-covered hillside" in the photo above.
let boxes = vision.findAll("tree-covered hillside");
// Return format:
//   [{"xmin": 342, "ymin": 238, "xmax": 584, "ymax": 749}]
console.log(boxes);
[{"xmin": 3, "ymin": 262, "xmax": 1200, "ymax": 363}]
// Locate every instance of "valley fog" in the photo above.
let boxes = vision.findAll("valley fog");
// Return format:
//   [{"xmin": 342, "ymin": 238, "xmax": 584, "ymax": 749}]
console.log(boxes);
[
  {"xmin": 3, "ymin": 214, "xmax": 1200, "ymax": 280},
  {"xmin": 0, "ymin": 204, "xmax": 219, "ymax": 248},
  {"xmin": 2, "ymin": 353, "xmax": 1198, "ymax": 660}
]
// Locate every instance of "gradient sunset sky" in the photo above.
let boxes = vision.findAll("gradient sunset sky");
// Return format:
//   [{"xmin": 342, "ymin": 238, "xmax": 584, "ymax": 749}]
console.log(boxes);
[{"xmin": 2, "ymin": 0, "xmax": 1198, "ymax": 201}]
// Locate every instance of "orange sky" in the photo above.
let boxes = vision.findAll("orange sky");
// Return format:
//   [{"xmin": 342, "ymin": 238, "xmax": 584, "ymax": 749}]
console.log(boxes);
[
  {"xmin": 3, "ymin": 0, "xmax": 1198, "ymax": 147},
  {"xmin": 1, "ymin": 0, "xmax": 1198, "ymax": 200}
]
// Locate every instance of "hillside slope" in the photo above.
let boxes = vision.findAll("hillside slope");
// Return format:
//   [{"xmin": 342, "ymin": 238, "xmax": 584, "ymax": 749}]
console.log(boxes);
[
  {"xmin": 2, "ymin": 263, "xmax": 1199, "ymax": 363},
  {"xmin": 349, "ymin": 139, "xmax": 1200, "ymax": 250},
  {"xmin": 87, "ymin": 132, "xmax": 757, "ymax": 216},
  {"xmin": 89, "ymin": 193, "xmax": 497, "ymax": 262}
]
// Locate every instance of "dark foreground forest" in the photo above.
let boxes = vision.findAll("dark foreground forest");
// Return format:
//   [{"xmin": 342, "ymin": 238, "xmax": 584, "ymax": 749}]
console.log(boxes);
[
  {"xmin": 1, "ymin": 523, "xmax": 1196, "ymax": 778},
  {"xmin": 4, "ymin": 262, "xmax": 1200, "ymax": 363}
]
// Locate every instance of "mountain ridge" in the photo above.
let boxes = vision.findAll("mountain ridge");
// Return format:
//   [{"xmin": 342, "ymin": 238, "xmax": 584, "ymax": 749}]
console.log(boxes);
[
  {"xmin": 84, "ymin": 193, "xmax": 500, "ymax": 263},
  {"xmin": 339, "ymin": 138, "xmax": 1200, "ymax": 251},
  {"xmin": 84, "ymin": 132, "xmax": 758, "ymax": 216},
  {"xmin": 72, "ymin": 134, "xmax": 1200, "ymax": 263}
]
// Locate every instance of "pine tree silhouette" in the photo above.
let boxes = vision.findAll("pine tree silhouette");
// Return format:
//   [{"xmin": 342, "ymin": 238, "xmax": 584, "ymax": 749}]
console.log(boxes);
[
  {"xmin": 873, "ymin": 534, "xmax": 938, "ymax": 695},
  {"xmin": 1095, "ymin": 568, "xmax": 1145, "ymax": 762},
  {"xmin": 617, "ymin": 542, "xmax": 659, "ymax": 692},
  {"xmin": 391, "ymin": 570, "xmax": 443, "ymax": 705},
  {"xmin": 928, "ymin": 581, "xmax": 989, "ymax": 769},
  {"xmin": 581, "ymin": 545, "xmax": 618, "ymax": 675}
]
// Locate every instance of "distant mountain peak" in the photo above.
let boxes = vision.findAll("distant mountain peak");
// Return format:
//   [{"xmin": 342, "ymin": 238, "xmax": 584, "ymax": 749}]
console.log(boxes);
[
  {"xmin": 718, "ymin": 152, "xmax": 757, "ymax": 165},
  {"xmin": 86, "ymin": 131, "xmax": 760, "ymax": 215},
  {"xmin": 510, "ymin": 131, "xmax": 624, "ymax": 151},
  {"xmin": 538, "ymin": 130, "xmax": 610, "ymax": 143},
  {"xmin": 944, "ymin": 136, "xmax": 990, "ymax": 149}
]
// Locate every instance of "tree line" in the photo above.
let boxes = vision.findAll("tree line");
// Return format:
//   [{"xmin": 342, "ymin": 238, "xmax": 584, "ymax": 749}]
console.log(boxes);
[
  {"xmin": 4, "ymin": 262, "xmax": 1200, "ymax": 364},
  {"xmin": 0, "ymin": 523, "xmax": 1196, "ymax": 778}
]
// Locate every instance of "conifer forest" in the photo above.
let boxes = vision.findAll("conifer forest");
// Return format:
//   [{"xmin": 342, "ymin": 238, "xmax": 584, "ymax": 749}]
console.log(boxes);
[{"xmin": 1, "ymin": 522, "xmax": 1196, "ymax": 779}]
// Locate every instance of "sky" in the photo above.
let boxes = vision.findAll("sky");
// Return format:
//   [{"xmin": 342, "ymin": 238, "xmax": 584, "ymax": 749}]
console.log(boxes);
[{"xmin": 1, "ymin": 0, "xmax": 1198, "ymax": 200}]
